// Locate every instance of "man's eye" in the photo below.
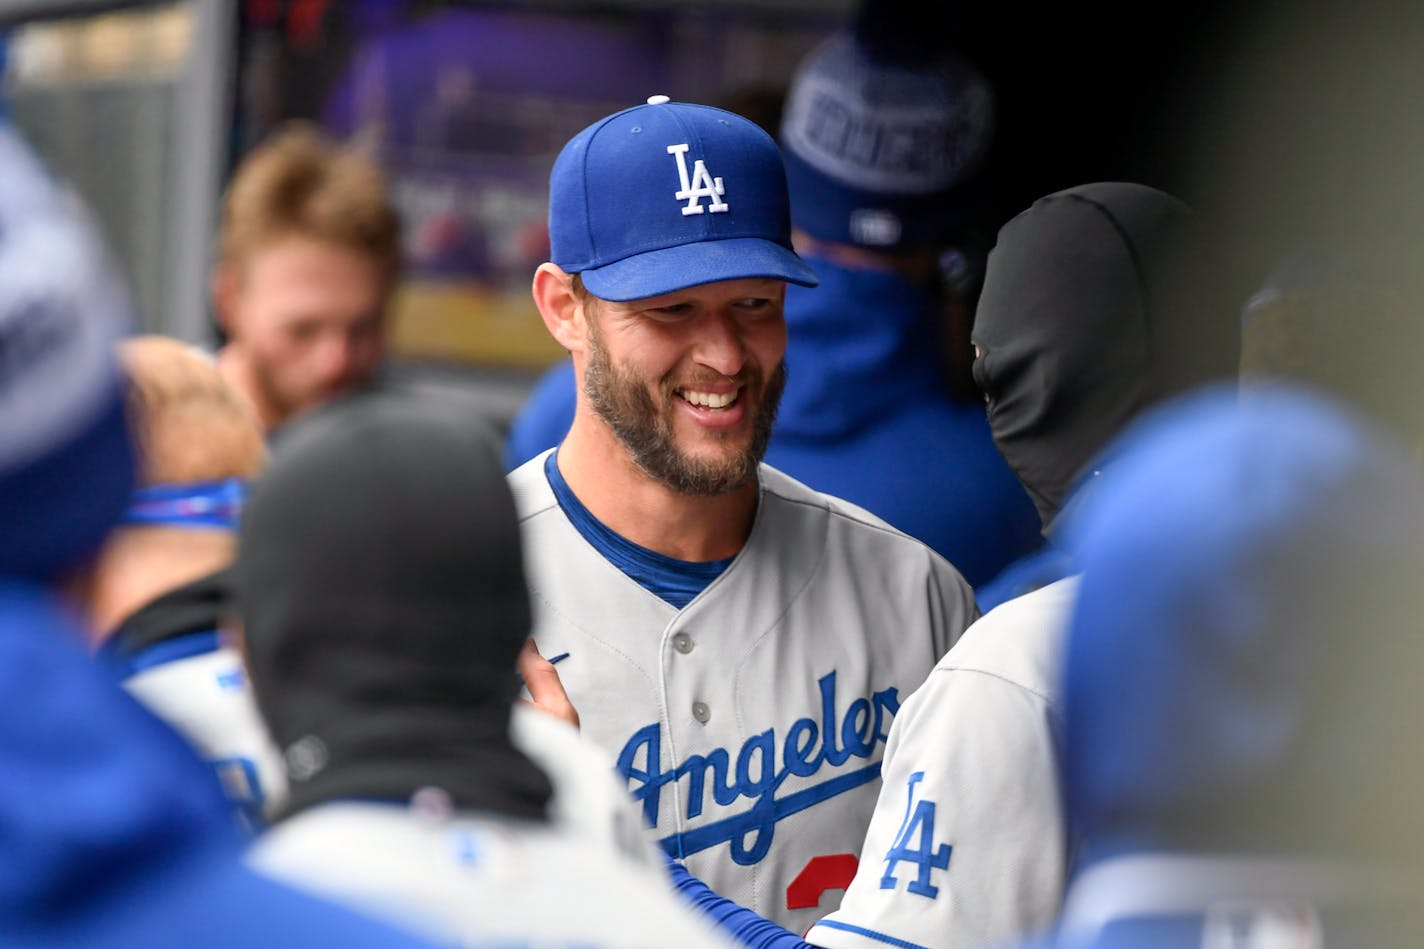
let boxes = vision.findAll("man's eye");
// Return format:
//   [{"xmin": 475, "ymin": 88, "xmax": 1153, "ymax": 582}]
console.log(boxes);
[
  {"xmin": 736, "ymin": 298, "xmax": 772, "ymax": 311},
  {"xmin": 286, "ymin": 323, "xmax": 321, "ymax": 342},
  {"xmin": 650, "ymin": 303, "xmax": 693, "ymax": 317}
]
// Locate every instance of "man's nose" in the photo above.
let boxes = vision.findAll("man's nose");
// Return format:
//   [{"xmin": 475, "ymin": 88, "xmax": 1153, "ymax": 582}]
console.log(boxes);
[{"xmin": 692, "ymin": 310, "xmax": 746, "ymax": 377}]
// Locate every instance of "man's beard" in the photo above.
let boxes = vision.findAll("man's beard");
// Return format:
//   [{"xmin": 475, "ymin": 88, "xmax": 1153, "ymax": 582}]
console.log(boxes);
[
  {"xmin": 583, "ymin": 324, "xmax": 785, "ymax": 497},
  {"xmin": 249, "ymin": 355, "xmax": 306, "ymax": 426},
  {"xmin": 249, "ymin": 351, "xmax": 370, "ymax": 430}
]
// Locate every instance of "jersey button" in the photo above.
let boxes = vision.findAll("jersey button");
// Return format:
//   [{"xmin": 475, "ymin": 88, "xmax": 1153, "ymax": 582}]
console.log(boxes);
[
  {"xmin": 692, "ymin": 701, "xmax": 711, "ymax": 724},
  {"xmin": 672, "ymin": 632, "xmax": 695, "ymax": 654}
]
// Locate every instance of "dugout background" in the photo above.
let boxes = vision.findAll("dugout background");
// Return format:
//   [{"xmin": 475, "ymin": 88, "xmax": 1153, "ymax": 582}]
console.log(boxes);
[{"xmin": 4, "ymin": 0, "xmax": 1413, "ymax": 432}]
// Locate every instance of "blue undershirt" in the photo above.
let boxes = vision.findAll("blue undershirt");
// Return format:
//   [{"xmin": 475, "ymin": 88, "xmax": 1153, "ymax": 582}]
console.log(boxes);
[{"xmin": 544, "ymin": 451, "xmax": 734, "ymax": 609}]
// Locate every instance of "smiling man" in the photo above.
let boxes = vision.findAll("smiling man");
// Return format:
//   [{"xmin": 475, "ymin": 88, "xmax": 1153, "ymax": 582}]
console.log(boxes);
[
  {"xmin": 212, "ymin": 124, "xmax": 400, "ymax": 433},
  {"xmin": 508, "ymin": 96, "xmax": 979, "ymax": 932}
]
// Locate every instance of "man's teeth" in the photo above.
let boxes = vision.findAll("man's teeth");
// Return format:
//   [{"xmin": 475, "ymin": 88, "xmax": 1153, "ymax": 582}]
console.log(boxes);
[{"xmin": 679, "ymin": 389, "xmax": 736, "ymax": 409}]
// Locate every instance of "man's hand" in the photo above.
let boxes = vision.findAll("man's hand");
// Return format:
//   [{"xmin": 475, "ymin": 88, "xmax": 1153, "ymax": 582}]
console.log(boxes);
[{"xmin": 518, "ymin": 637, "xmax": 580, "ymax": 729}]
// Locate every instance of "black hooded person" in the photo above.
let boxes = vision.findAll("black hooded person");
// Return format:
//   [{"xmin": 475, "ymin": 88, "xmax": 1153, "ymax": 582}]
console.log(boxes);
[
  {"xmin": 974, "ymin": 182, "xmax": 1239, "ymax": 610},
  {"xmin": 238, "ymin": 387, "xmax": 746, "ymax": 948}
]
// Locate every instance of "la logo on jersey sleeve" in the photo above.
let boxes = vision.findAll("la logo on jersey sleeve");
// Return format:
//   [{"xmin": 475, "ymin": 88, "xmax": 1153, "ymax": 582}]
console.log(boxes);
[
  {"xmin": 879, "ymin": 771, "xmax": 953, "ymax": 899},
  {"xmin": 668, "ymin": 143, "xmax": 729, "ymax": 216}
]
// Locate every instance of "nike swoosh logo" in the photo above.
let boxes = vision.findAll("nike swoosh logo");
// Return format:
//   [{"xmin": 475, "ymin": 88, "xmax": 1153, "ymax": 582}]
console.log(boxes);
[{"xmin": 515, "ymin": 652, "xmax": 570, "ymax": 690}]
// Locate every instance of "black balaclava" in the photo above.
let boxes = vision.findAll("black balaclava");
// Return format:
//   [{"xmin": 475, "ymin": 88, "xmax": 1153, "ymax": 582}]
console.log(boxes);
[
  {"xmin": 972, "ymin": 182, "xmax": 1240, "ymax": 531},
  {"xmin": 236, "ymin": 386, "xmax": 551, "ymax": 820}
]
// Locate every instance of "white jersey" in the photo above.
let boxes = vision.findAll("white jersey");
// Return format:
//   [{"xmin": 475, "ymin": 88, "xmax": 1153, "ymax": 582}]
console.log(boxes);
[
  {"xmin": 123, "ymin": 641, "xmax": 288, "ymax": 830},
  {"xmin": 508, "ymin": 454, "xmax": 978, "ymax": 933},
  {"xmin": 807, "ymin": 577, "xmax": 1077, "ymax": 949},
  {"xmin": 509, "ymin": 702, "xmax": 660, "ymax": 870},
  {"xmin": 249, "ymin": 801, "xmax": 739, "ymax": 949}
]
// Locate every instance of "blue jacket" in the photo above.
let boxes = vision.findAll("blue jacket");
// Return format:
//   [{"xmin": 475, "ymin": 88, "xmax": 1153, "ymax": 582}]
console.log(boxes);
[
  {"xmin": 506, "ymin": 254, "xmax": 1041, "ymax": 589},
  {"xmin": 0, "ymin": 580, "xmax": 439, "ymax": 948}
]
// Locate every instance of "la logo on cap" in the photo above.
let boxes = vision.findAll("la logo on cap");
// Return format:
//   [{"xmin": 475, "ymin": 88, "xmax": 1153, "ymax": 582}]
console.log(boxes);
[
  {"xmin": 667, "ymin": 143, "xmax": 728, "ymax": 216},
  {"xmin": 545, "ymin": 95, "xmax": 818, "ymax": 301}
]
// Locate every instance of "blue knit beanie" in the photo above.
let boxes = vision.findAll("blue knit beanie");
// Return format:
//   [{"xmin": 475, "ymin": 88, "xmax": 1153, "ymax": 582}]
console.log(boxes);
[
  {"xmin": 0, "ymin": 123, "xmax": 135, "ymax": 581},
  {"xmin": 779, "ymin": 29, "xmax": 993, "ymax": 250}
]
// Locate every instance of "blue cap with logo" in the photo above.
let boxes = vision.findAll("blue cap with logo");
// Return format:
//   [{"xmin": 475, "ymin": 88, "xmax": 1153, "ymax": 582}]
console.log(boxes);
[{"xmin": 548, "ymin": 95, "xmax": 819, "ymax": 302}]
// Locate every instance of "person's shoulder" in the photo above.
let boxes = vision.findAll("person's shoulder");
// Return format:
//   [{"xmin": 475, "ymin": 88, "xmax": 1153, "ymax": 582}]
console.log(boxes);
[
  {"xmin": 0, "ymin": 578, "xmax": 71, "ymax": 634},
  {"xmin": 110, "ymin": 848, "xmax": 441, "ymax": 949},
  {"xmin": 250, "ymin": 802, "xmax": 431, "ymax": 887},
  {"xmin": 254, "ymin": 801, "xmax": 412, "ymax": 851},
  {"xmin": 759, "ymin": 463, "xmax": 936, "ymax": 546},
  {"xmin": 506, "ymin": 448, "xmax": 557, "ymax": 519},
  {"xmin": 509, "ymin": 702, "xmax": 616, "ymax": 795},
  {"xmin": 934, "ymin": 575, "xmax": 1080, "ymax": 704},
  {"xmin": 510, "ymin": 704, "xmax": 661, "ymax": 869},
  {"xmin": 759, "ymin": 463, "xmax": 974, "ymax": 587}
]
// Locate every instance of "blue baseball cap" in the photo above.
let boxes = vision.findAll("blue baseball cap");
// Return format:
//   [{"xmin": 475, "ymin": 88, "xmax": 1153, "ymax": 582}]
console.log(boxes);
[{"xmin": 548, "ymin": 95, "xmax": 819, "ymax": 302}]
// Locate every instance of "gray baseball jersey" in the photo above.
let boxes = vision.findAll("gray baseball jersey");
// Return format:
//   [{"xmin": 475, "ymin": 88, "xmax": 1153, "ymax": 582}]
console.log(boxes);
[
  {"xmin": 249, "ymin": 801, "xmax": 739, "ymax": 949},
  {"xmin": 508, "ymin": 453, "xmax": 978, "ymax": 933},
  {"xmin": 807, "ymin": 577, "xmax": 1077, "ymax": 949},
  {"xmin": 124, "ymin": 643, "xmax": 289, "ymax": 830}
]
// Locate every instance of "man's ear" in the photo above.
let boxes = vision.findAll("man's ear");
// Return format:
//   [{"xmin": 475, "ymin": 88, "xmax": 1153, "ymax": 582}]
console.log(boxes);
[
  {"xmin": 210, "ymin": 261, "xmax": 240, "ymax": 339},
  {"xmin": 532, "ymin": 263, "xmax": 586, "ymax": 354}
]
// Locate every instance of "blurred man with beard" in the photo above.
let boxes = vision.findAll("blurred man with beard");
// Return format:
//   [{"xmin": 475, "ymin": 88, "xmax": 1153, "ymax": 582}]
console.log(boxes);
[
  {"xmin": 507, "ymin": 96, "xmax": 978, "ymax": 933},
  {"xmin": 212, "ymin": 123, "xmax": 400, "ymax": 433}
]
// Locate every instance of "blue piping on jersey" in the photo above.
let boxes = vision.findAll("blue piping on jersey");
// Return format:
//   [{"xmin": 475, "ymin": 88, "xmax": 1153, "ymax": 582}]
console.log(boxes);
[
  {"xmin": 659, "ymin": 760, "xmax": 883, "ymax": 861},
  {"xmin": 105, "ymin": 629, "xmax": 222, "ymax": 680},
  {"xmin": 545, "ymin": 451, "xmax": 733, "ymax": 608},
  {"xmin": 812, "ymin": 919, "xmax": 931, "ymax": 949}
]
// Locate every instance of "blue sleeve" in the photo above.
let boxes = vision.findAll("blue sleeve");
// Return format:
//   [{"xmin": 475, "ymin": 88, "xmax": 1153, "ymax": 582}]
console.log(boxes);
[
  {"xmin": 505, "ymin": 359, "xmax": 578, "ymax": 471},
  {"xmin": 974, "ymin": 544, "xmax": 1073, "ymax": 613},
  {"xmin": 664, "ymin": 854, "xmax": 816, "ymax": 949}
]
